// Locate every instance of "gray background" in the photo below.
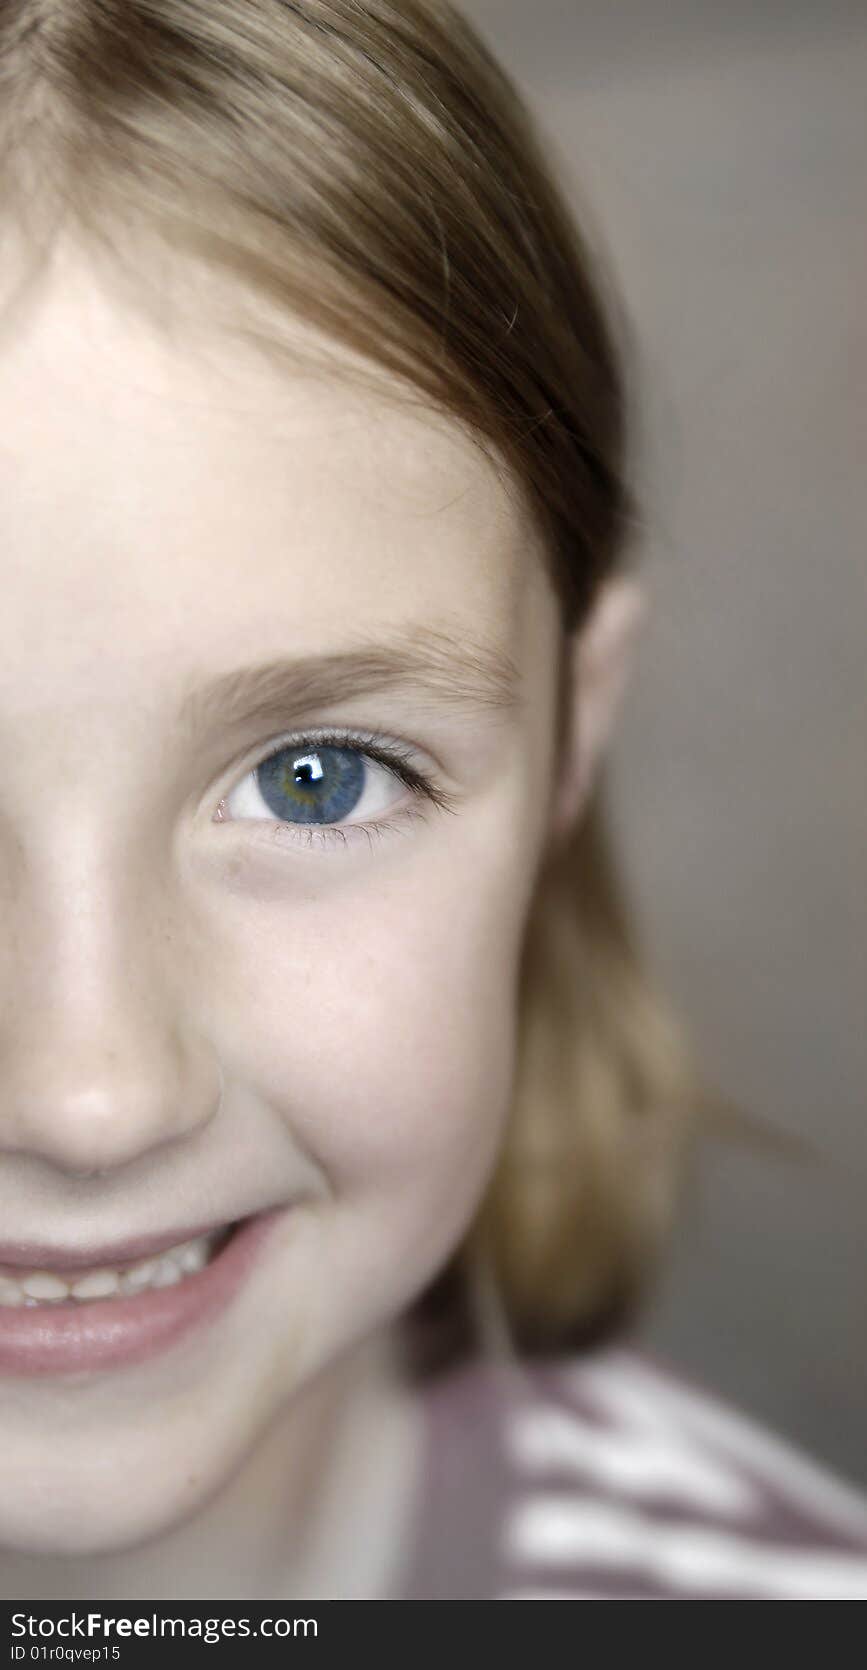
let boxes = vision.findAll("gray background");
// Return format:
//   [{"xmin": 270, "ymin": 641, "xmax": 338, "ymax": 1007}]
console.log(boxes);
[{"xmin": 458, "ymin": 1, "xmax": 866, "ymax": 1486}]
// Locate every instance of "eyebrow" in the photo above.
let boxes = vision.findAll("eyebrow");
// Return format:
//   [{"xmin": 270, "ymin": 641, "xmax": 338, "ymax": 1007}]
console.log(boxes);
[{"xmin": 178, "ymin": 623, "xmax": 523, "ymax": 737}]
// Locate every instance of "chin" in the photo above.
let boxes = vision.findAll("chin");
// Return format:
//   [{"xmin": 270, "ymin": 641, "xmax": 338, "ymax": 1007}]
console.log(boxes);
[
  {"xmin": 0, "ymin": 1401, "xmax": 259, "ymax": 1565},
  {"xmin": 0, "ymin": 1458, "xmax": 219, "ymax": 1563}
]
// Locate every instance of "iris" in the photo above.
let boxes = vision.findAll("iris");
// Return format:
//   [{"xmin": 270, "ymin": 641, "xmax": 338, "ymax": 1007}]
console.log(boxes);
[{"xmin": 255, "ymin": 745, "xmax": 366, "ymax": 825}]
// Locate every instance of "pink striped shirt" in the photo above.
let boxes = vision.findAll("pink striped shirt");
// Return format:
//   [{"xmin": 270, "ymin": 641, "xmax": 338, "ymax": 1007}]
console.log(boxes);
[{"xmin": 397, "ymin": 1344, "xmax": 867, "ymax": 1598}]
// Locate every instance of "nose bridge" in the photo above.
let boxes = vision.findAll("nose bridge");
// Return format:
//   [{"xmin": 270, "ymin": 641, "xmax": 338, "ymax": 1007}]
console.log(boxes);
[{"xmin": 0, "ymin": 832, "xmax": 221, "ymax": 1177}]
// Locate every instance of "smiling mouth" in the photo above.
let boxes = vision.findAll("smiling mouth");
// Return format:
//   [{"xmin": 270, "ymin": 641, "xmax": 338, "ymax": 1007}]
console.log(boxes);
[
  {"xmin": 0, "ymin": 1207, "xmax": 289, "ymax": 1377},
  {"xmin": 0, "ymin": 1222, "xmax": 239, "ymax": 1309}
]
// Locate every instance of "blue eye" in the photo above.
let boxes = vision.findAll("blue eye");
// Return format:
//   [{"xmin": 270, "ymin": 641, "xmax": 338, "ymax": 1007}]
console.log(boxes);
[
  {"xmin": 256, "ymin": 742, "xmax": 367, "ymax": 825},
  {"xmin": 215, "ymin": 727, "xmax": 459, "ymax": 853}
]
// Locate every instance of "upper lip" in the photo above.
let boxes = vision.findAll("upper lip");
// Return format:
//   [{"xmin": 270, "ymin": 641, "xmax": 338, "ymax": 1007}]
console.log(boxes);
[{"xmin": 0, "ymin": 1217, "xmax": 241, "ymax": 1273}]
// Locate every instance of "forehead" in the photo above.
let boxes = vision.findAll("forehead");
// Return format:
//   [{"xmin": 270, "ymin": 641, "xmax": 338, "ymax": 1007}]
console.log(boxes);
[{"xmin": 0, "ymin": 244, "xmax": 533, "ymax": 678}]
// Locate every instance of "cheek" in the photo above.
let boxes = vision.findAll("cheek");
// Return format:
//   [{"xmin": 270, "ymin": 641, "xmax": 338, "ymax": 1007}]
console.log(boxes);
[{"xmin": 210, "ymin": 834, "xmax": 532, "ymax": 1219}]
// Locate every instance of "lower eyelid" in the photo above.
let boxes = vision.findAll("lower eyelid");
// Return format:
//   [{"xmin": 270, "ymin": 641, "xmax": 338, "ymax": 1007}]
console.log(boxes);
[{"xmin": 244, "ymin": 798, "xmax": 434, "ymax": 855}]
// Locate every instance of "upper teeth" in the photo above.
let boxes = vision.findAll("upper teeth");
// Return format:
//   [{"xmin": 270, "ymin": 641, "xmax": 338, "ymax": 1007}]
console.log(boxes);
[{"xmin": 0, "ymin": 1230, "xmax": 224, "ymax": 1307}]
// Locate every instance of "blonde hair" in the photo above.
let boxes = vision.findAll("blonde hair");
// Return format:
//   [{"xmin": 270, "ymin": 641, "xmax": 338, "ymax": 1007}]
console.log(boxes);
[{"xmin": 0, "ymin": 0, "xmax": 742, "ymax": 1376}]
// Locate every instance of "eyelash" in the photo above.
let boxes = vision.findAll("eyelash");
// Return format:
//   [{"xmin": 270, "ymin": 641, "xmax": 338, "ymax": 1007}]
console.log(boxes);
[{"xmin": 216, "ymin": 726, "xmax": 461, "ymax": 854}]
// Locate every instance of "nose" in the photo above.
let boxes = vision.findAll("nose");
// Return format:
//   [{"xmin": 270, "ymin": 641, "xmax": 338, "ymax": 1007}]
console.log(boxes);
[
  {"xmin": 0, "ymin": 1023, "xmax": 221, "ymax": 1178},
  {"xmin": 0, "ymin": 861, "xmax": 221, "ymax": 1178}
]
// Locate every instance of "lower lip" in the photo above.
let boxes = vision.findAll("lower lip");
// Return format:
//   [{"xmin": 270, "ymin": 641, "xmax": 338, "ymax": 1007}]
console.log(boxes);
[{"xmin": 0, "ymin": 1209, "xmax": 286, "ymax": 1378}]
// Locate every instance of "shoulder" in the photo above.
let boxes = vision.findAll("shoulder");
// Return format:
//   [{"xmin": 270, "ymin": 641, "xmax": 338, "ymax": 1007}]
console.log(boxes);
[{"xmin": 403, "ymin": 1343, "xmax": 867, "ymax": 1599}]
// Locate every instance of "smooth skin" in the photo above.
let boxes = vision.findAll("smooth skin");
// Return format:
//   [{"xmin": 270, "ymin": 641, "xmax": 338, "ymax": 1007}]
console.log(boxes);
[{"xmin": 0, "ymin": 235, "xmax": 647, "ymax": 1599}]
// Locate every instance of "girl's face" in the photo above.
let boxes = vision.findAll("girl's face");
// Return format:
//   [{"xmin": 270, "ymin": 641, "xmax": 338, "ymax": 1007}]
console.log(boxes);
[{"xmin": 0, "ymin": 244, "xmax": 570, "ymax": 1556}]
